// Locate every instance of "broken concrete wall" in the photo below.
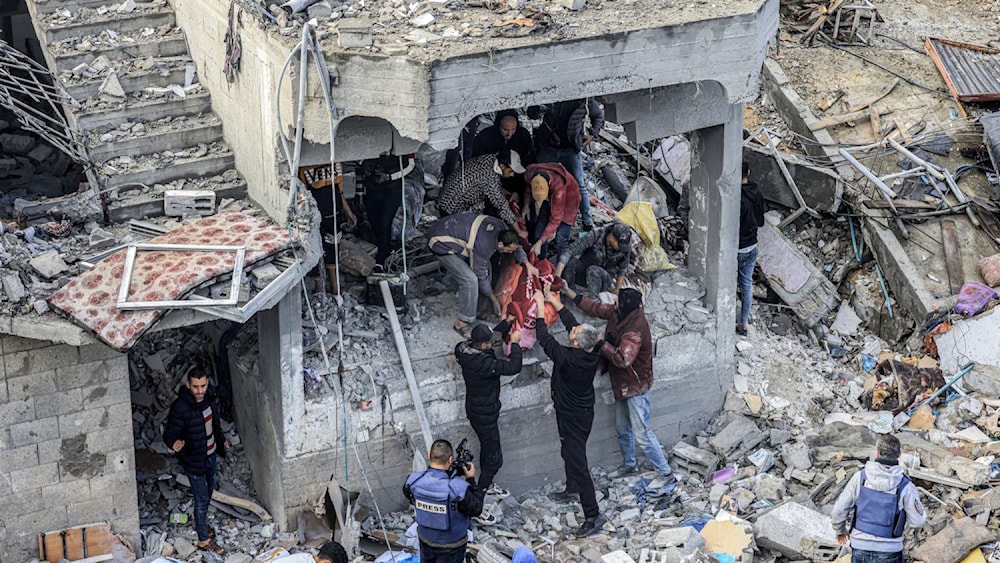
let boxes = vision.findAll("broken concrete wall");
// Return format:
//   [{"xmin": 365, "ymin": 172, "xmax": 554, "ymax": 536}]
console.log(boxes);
[
  {"xmin": 232, "ymin": 271, "xmax": 726, "ymax": 531},
  {"xmin": 0, "ymin": 335, "xmax": 138, "ymax": 562}
]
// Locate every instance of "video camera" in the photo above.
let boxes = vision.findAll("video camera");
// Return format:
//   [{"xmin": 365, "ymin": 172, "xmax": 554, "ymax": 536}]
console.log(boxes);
[{"xmin": 450, "ymin": 438, "xmax": 474, "ymax": 475}]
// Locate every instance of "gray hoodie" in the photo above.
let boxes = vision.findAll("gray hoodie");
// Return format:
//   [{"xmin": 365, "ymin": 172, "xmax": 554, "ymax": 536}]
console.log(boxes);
[{"xmin": 831, "ymin": 460, "xmax": 926, "ymax": 553}]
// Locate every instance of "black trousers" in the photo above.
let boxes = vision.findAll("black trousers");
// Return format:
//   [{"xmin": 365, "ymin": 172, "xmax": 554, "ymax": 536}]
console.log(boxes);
[
  {"xmin": 364, "ymin": 184, "xmax": 401, "ymax": 266},
  {"xmin": 470, "ymin": 417, "xmax": 502, "ymax": 489},
  {"xmin": 556, "ymin": 410, "xmax": 598, "ymax": 519}
]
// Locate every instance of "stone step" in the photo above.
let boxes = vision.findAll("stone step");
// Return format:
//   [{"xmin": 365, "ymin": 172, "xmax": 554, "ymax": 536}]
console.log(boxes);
[
  {"xmin": 64, "ymin": 64, "xmax": 191, "ymax": 101},
  {"xmin": 52, "ymin": 31, "xmax": 187, "ymax": 70},
  {"xmin": 41, "ymin": 5, "xmax": 175, "ymax": 43},
  {"xmin": 99, "ymin": 143, "xmax": 236, "ymax": 189},
  {"xmin": 87, "ymin": 115, "xmax": 224, "ymax": 161},
  {"xmin": 33, "ymin": 0, "xmax": 160, "ymax": 15},
  {"xmin": 107, "ymin": 173, "xmax": 248, "ymax": 222},
  {"xmin": 75, "ymin": 89, "xmax": 212, "ymax": 131}
]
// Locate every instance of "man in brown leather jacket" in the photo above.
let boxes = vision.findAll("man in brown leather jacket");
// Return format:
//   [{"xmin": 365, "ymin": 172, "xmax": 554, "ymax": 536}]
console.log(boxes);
[{"xmin": 562, "ymin": 286, "xmax": 673, "ymax": 478}]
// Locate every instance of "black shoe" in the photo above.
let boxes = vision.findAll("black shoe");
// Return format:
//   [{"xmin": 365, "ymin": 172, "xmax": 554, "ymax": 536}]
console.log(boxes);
[
  {"xmin": 574, "ymin": 515, "xmax": 606, "ymax": 538},
  {"xmin": 736, "ymin": 325, "xmax": 748, "ymax": 337},
  {"xmin": 581, "ymin": 223, "xmax": 594, "ymax": 232},
  {"xmin": 609, "ymin": 465, "xmax": 639, "ymax": 478},
  {"xmin": 547, "ymin": 489, "xmax": 580, "ymax": 503}
]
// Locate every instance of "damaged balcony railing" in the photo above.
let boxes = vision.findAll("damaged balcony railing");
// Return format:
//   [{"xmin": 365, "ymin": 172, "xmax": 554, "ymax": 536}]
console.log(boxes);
[{"xmin": 0, "ymin": 39, "xmax": 91, "ymax": 166}]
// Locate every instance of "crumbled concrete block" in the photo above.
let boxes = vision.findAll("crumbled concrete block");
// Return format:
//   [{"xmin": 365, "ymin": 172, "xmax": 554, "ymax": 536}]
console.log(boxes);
[
  {"xmin": 164, "ymin": 189, "xmax": 216, "ymax": 216},
  {"xmin": 654, "ymin": 526, "xmax": 707, "ymax": 550},
  {"xmin": 307, "ymin": 1, "xmax": 331, "ymax": 18},
  {"xmin": 781, "ymin": 442, "xmax": 812, "ymax": 470},
  {"xmin": 770, "ymin": 428, "xmax": 792, "ymax": 446},
  {"xmin": 671, "ymin": 441, "xmax": 720, "ymax": 479},
  {"xmin": 949, "ymin": 457, "xmax": 990, "ymax": 487},
  {"xmin": 173, "ymin": 537, "xmax": 197, "ymax": 559},
  {"xmin": 338, "ymin": 18, "xmax": 373, "ymax": 48},
  {"xmin": 117, "ymin": 0, "xmax": 136, "ymax": 13},
  {"xmin": 99, "ymin": 72, "xmax": 126, "ymax": 98},
  {"xmin": 30, "ymin": 249, "xmax": 69, "ymax": 279},
  {"xmin": 754, "ymin": 501, "xmax": 839, "ymax": 560},
  {"xmin": 0, "ymin": 157, "xmax": 16, "ymax": 177},
  {"xmin": 251, "ymin": 263, "xmax": 281, "ymax": 287},
  {"xmin": 2, "ymin": 274, "xmax": 27, "ymax": 302},
  {"xmin": 619, "ymin": 508, "xmax": 640, "ymax": 522},
  {"xmin": 89, "ymin": 227, "xmax": 117, "ymax": 250},
  {"xmin": 225, "ymin": 553, "xmax": 252, "ymax": 563},
  {"xmin": 912, "ymin": 517, "xmax": 996, "ymax": 563},
  {"xmin": 27, "ymin": 143, "xmax": 54, "ymax": 163},
  {"xmin": 410, "ymin": 12, "xmax": 434, "ymax": 26},
  {"xmin": 557, "ymin": 0, "xmax": 585, "ymax": 10},
  {"xmin": 709, "ymin": 414, "xmax": 765, "ymax": 460},
  {"xmin": 752, "ymin": 473, "xmax": 787, "ymax": 502},
  {"xmin": 709, "ymin": 483, "xmax": 728, "ymax": 506},
  {"xmin": 0, "ymin": 133, "xmax": 36, "ymax": 155},
  {"xmin": 602, "ymin": 551, "xmax": 637, "ymax": 563},
  {"xmin": 33, "ymin": 299, "xmax": 50, "ymax": 314}
]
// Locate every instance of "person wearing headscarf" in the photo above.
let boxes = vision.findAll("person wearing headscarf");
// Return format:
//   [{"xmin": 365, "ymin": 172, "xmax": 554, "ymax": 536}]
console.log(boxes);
[
  {"xmin": 555, "ymin": 221, "xmax": 633, "ymax": 297},
  {"xmin": 522, "ymin": 163, "xmax": 580, "ymax": 259},
  {"xmin": 561, "ymin": 285, "xmax": 673, "ymax": 479}
]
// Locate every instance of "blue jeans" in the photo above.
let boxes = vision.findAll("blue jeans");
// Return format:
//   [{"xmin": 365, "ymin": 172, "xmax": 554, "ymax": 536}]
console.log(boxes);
[
  {"xmin": 851, "ymin": 549, "xmax": 903, "ymax": 563},
  {"xmin": 188, "ymin": 454, "xmax": 217, "ymax": 542},
  {"xmin": 737, "ymin": 247, "xmax": 758, "ymax": 327},
  {"xmin": 537, "ymin": 146, "xmax": 591, "ymax": 225},
  {"xmin": 615, "ymin": 392, "xmax": 672, "ymax": 475}
]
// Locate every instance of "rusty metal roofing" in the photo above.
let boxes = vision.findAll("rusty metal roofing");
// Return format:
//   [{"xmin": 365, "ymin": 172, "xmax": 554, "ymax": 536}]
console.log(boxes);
[{"xmin": 925, "ymin": 37, "xmax": 1000, "ymax": 102}]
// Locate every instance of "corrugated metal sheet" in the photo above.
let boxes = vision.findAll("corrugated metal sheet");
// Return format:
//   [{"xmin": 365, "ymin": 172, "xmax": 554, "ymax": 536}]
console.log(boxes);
[{"xmin": 925, "ymin": 37, "xmax": 1000, "ymax": 102}]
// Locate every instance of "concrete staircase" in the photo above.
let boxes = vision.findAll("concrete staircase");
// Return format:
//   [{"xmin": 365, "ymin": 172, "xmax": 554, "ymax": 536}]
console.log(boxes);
[{"xmin": 24, "ymin": 0, "xmax": 247, "ymax": 222}]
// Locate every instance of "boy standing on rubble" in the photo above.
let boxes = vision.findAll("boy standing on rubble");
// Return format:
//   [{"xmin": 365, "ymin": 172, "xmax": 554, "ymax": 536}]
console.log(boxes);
[
  {"xmin": 831, "ymin": 434, "xmax": 926, "ymax": 562},
  {"xmin": 737, "ymin": 161, "xmax": 765, "ymax": 337}
]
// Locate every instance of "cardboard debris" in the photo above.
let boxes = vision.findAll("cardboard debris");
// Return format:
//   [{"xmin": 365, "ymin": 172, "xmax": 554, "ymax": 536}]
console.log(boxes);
[
  {"xmin": 905, "ymin": 404, "xmax": 936, "ymax": 430},
  {"xmin": 699, "ymin": 519, "xmax": 752, "ymax": 557}
]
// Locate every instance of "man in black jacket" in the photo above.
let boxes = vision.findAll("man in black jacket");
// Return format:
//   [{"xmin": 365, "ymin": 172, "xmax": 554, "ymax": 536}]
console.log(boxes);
[
  {"xmin": 737, "ymin": 161, "xmax": 766, "ymax": 336},
  {"xmin": 533, "ymin": 99, "xmax": 604, "ymax": 230},
  {"xmin": 455, "ymin": 320, "xmax": 523, "ymax": 501},
  {"xmin": 163, "ymin": 369, "xmax": 229, "ymax": 555},
  {"xmin": 532, "ymin": 286, "xmax": 606, "ymax": 538}
]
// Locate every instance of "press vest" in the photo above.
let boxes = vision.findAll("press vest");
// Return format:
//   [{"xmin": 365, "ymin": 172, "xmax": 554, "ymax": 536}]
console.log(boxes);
[
  {"xmin": 854, "ymin": 468, "xmax": 909, "ymax": 538},
  {"xmin": 405, "ymin": 469, "xmax": 472, "ymax": 547}
]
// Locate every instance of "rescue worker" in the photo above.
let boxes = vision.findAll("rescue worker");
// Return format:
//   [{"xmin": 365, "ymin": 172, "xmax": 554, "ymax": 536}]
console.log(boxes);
[
  {"xmin": 831, "ymin": 434, "xmax": 926, "ymax": 563},
  {"xmin": 404, "ymin": 439, "xmax": 486, "ymax": 563}
]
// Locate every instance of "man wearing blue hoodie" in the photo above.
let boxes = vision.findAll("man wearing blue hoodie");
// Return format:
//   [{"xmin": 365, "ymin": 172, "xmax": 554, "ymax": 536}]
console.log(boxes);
[{"xmin": 831, "ymin": 434, "xmax": 926, "ymax": 563}]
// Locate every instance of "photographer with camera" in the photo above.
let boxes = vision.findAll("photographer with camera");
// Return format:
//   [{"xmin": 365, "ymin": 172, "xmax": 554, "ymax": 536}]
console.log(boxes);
[{"xmin": 403, "ymin": 439, "xmax": 486, "ymax": 563}]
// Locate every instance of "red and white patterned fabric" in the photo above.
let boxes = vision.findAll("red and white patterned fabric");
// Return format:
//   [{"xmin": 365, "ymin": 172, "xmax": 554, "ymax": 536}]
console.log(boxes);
[{"xmin": 49, "ymin": 211, "xmax": 293, "ymax": 351}]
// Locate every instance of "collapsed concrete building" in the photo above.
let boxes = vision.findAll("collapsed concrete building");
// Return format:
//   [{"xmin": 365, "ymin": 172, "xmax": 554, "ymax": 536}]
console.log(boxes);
[{"xmin": 0, "ymin": 0, "xmax": 779, "ymax": 559}]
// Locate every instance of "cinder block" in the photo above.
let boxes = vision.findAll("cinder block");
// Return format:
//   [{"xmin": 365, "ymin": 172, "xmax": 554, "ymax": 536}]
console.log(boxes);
[
  {"xmin": 338, "ymin": 18, "xmax": 373, "ymax": 48},
  {"xmin": 0, "ymin": 399, "xmax": 35, "ymax": 427},
  {"xmin": 164, "ymin": 189, "xmax": 216, "ymax": 216},
  {"xmin": 37, "ymin": 437, "xmax": 64, "ymax": 465},
  {"xmin": 6, "ymin": 370, "xmax": 57, "ymax": 401},
  {"xmin": 87, "ymin": 425, "xmax": 134, "ymax": 454},
  {"xmin": 42, "ymin": 479, "xmax": 92, "ymax": 506},
  {"xmin": 79, "ymin": 342, "xmax": 124, "ymax": 364},
  {"xmin": 79, "ymin": 379, "xmax": 131, "ymax": 409},
  {"xmin": 9, "ymin": 415, "xmax": 59, "ymax": 447},
  {"xmin": 67, "ymin": 497, "xmax": 113, "ymax": 526},
  {"xmin": 10, "ymin": 461, "xmax": 58, "ymax": 492},
  {"xmin": 104, "ymin": 448, "xmax": 135, "ymax": 475},
  {"xmin": 34, "ymin": 388, "xmax": 84, "ymax": 417},
  {"xmin": 56, "ymin": 357, "xmax": 128, "ymax": 390},
  {"xmin": 16, "ymin": 506, "xmax": 68, "ymax": 539},
  {"xmin": 58, "ymin": 408, "xmax": 108, "ymax": 438},
  {"xmin": 0, "ymin": 444, "xmax": 39, "ymax": 473},
  {"xmin": 89, "ymin": 472, "xmax": 134, "ymax": 499},
  {"xmin": 0, "ymin": 334, "xmax": 48, "ymax": 354},
  {"xmin": 754, "ymin": 501, "xmax": 839, "ymax": 560},
  {"xmin": 4, "ymin": 345, "xmax": 79, "ymax": 378}
]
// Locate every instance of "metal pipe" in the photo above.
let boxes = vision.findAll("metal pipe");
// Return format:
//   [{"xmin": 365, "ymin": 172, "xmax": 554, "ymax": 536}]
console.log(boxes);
[{"xmin": 839, "ymin": 148, "xmax": 909, "ymax": 238}]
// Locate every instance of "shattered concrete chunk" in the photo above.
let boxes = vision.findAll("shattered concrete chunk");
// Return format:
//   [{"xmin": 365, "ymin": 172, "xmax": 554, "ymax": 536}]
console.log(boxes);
[
  {"xmin": 708, "ymin": 415, "xmax": 765, "ymax": 460},
  {"xmin": 754, "ymin": 502, "xmax": 839, "ymax": 560},
  {"xmin": 2, "ymin": 274, "xmax": 27, "ymax": 302},
  {"xmin": 89, "ymin": 227, "xmax": 117, "ymax": 249},
  {"xmin": 912, "ymin": 517, "xmax": 996, "ymax": 563},
  {"xmin": 780, "ymin": 442, "xmax": 812, "ymax": 470},
  {"xmin": 99, "ymin": 72, "xmax": 126, "ymax": 98},
  {"xmin": 30, "ymin": 249, "xmax": 70, "ymax": 279}
]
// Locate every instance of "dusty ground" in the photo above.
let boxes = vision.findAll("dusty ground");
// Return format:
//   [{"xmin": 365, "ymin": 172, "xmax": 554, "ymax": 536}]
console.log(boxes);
[{"xmin": 767, "ymin": 0, "xmax": 1000, "ymax": 302}]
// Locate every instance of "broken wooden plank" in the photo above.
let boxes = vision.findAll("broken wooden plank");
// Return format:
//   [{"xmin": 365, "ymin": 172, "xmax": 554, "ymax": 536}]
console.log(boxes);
[
  {"xmin": 817, "ymin": 90, "xmax": 844, "ymax": 111},
  {"xmin": 941, "ymin": 220, "xmax": 963, "ymax": 295},
  {"xmin": 892, "ymin": 117, "xmax": 912, "ymax": 144},
  {"xmin": 848, "ymin": 78, "xmax": 900, "ymax": 112},
  {"xmin": 810, "ymin": 105, "xmax": 892, "ymax": 131},
  {"xmin": 869, "ymin": 106, "xmax": 884, "ymax": 141},
  {"xmin": 802, "ymin": 0, "xmax": 846, "ymax": 45}
]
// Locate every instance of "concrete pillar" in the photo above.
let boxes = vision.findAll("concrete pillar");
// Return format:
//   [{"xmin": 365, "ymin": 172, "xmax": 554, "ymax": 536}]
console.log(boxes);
[
  {"xmin": 256, "ymin": 288, "xmax": 303, "ymax": 456},
  {"xmin": 688, "ymin": 102, "xmax": 742, "ymax": 366}
]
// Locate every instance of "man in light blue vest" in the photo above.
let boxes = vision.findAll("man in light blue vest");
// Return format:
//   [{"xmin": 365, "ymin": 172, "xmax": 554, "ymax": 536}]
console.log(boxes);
[
  {"xmin": 404, "ymin": 439, "xmax": 486, "ymax": 563},
  {"xmin": 831, "ymin": 434, "xmax": 926, "ymax": 563}
]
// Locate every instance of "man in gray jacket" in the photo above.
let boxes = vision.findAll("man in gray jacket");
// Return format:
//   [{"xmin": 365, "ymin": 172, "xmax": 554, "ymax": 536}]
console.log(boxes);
[
  {"xmin": 830, "ymin": 434, "xmax": 925, "ymax": 563},
  {"xmin": 428, "ymin": 213, "xmax": 537, "ymax": 337}
]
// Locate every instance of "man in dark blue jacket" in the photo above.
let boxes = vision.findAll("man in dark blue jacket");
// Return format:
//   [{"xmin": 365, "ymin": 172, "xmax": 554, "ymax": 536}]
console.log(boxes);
[
  {"xmin": 404, "ymin": 440, "xmax": 486, "ymax": 563},
  {"xmin": 163, "ymin": 369, "xmax": 229, "ymax": 555},
  {"xmin": 532, "ymin": 286, "xmax": 606, "ymax": 538},
  {"xmin": 455, "ymin": 320, "xmax": 522, "ymax": 500}
]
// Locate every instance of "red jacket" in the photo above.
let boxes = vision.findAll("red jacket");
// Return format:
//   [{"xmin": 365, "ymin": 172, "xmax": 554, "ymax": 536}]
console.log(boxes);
[
  {"xmin": 577, "ymin": 295, "xmax": 654, "ymax": 400},
  {"xmin": 523, "ymin": 163, "xmax": 581, "ymax": 242}
]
